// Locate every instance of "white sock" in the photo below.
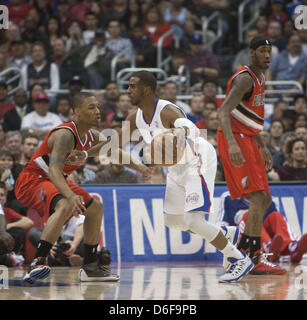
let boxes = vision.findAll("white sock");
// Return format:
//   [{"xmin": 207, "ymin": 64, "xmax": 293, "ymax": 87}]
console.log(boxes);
[{"xmin": 221, "ymin": 242, "xmax": 244, "ymax": 260}]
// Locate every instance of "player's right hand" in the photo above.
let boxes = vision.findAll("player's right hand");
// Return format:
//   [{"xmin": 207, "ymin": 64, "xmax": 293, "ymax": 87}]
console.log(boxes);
[
  {"xmin": 228, "ymin": 143, "xmax": 245, "ymax": 167},
  {"xmin": 66, "ymin": 150, "xmax": 86, "ymax": 165},
  {"xmin": 67, "ymin": 194, "xmax": 86, "ymax": 217},
  {"xmin": 0, "ymin": 231, "xmax": 15, "ymax": 252}
]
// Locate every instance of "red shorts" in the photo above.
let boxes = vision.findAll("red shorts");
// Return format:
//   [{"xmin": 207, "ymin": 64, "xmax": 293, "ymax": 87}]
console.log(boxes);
[
  {"xmin": 217, "ymin": 131, "xmax": 270, "ymax": 199},
  {"xmin": 15, "ymin": 169, "xmax": 93, "ymax": 223}
]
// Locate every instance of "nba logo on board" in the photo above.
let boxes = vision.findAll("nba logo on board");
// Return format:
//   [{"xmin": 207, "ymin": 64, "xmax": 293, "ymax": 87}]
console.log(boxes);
[
  {"xmin": 0, "ymin": 265, "xmax": 9, "ymax": 289},
  {"xmin": 0, "ymin": 6, "xmax": 9, "ymax": 30}
]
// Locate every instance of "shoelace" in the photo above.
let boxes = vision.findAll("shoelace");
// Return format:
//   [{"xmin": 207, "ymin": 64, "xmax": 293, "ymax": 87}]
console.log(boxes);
[
  {"xmin": 99, "ymin": 264, "xmax": 111, "ymax": 274},
  {"xmin": 259, "ymin": 253, "xmax": 277, "ymax": 267},
  {"xmin": 226, "ymin": 259, "xmax": 246, "ymax": 275}
]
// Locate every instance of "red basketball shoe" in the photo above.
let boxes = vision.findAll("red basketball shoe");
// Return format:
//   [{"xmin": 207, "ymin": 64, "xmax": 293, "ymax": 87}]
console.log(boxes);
[
  {"xmin": 268, "ymin": 234, "xmax": 283, "ymax": 262},
  {"xmin": 250, "ymin": 251, "xmax": 286, "ymax": 275},
  {"xmin": 290, "ymin": 233, "xmax": 307, "ymax": 263}
]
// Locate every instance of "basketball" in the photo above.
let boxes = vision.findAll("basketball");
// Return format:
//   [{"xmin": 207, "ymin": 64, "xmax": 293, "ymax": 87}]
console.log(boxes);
[{"xmin": 149, "ymin": 132, "xmax": 184, "ymax": 166}]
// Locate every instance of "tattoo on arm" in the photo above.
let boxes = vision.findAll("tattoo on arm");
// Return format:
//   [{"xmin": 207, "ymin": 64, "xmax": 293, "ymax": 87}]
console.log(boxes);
[{"xmin": 218, "ymin": 74, "xmax": 253, "ymax": 144}]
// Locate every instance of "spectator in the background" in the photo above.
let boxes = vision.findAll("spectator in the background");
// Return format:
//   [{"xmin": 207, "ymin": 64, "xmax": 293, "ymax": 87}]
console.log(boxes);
[
  {"xmin": 28, "ymin": 82, "xmax": 43, "ymax": 112},
  {"xmin": 268, "ymin": 120, "xmax": 284, "ymax": 159},
  {"xmin": 293, "ymin": 94, "xmax": 307, "ymax": 115},
  {"xmin": 282, "ymin": 18, "xmax": 295, "ymax": 40},
  {"xmin": 267, "ymin": 21, "xmax": 287, "ymax": 52},
  {"xmin": 104, "ymin": 0, "xmax": 128, "ymax": 28},
  {"xmin": 232, "ymin": 28, "xmax": 259, "ymax": 73},
  {"xmin": 195, "ymin": 101, "xmax": 217, "ymax": 129},
  {"xmin": 0, "ymin": 81, "xmax": 15, "ymax": 121},
  {"xmin": 0, "ymin": 53, "xmax": 11, "ymax": 85},
  {"xmin": 266, "ymin": 33, "xmax": 307, "ymax": 91},
  {"xmin": 65, "ymin": 20, "xmax": 86, "ymax": 54},
  {"xmin": 83, "ymin": 11, "xmax": 99, "ymax": 45},
  {"xmin": 19, "ymin": 132, "xmax": 39, "ymax": 166},
  {"xmin": 0, "ymin": 149, "xmax": 25, "ymax": 215},
  {"xmin": 102, "ymin": 81, "xmax": 120, "ymax": 113},
  {"xmin": 20, "ymin": 41, "xmax": 60, "ymax": 99},
  {"xmin": 162, "ymin": 81, "xmax": 191, "ymax": 114},
  {"xmin": 53, "ymin": 38, "xmax": 83, "ymax": 88},
  {"xmin": 110, "ymin": 93, "xmax": 132, "ymax": 128},
  {"xmin": 185, "ymin": 33, "xmax": 220, "ymax": 85},
  {"xmin": 163, "ymin": 0, "xmax": 192, "ymax": 40},
  {"xmin": 9, "ymin": 38, "xmax": 32, "ymax": 70},
  {"xmin": 276, "ymin": 138, "xmax": 307, "ymax": 181},
  {"xmin": 168, "ymin": 49, "xmax": 186, "ymax": 79},
  {"xmin": 273, "ymin": 131, "xmax": 298, "ymax": 168},
  {"xmin": 186, "ymin": 95, "xmax": 205, "ymax": 124},
  {"xmin": 255, "ymin": 15, "xmax": 269, "ymax": 37},
  {"xmin": 21, "ymin": 92, "xmax": 62, "ymax": 141},
  {"xmin": 130, "ymin": 24, "xmax": 155, "ymax": 68},
  {"xmin": 106, "ymin": 20, "xmax": 134, "ymax": 68},
  {"xmin": 294, "ymin": 113, "xmax": 307, "ymax": 129},
  {"xmin": 67, "ymin": 76, "xmax": 83, "ymax": 102},
  {"xmin": 3, "ymin": 88, "xmax": 30, "ymax": 132},
  {"xmin": 295, "ymin": 126, "xmax": 307, "ymax": 142},
  {"xmin": 264, "ymin": 99, "xmax": 288, "ymax": 130},
  {"xmin": 74, "ymin": 165, "xmax": 96, "ymax": 185},
  {"xmin": 122, "ymin": 0, "xmax": 143, "ymax": 31},
  {"xmin": 77, "ymin": 29, "xmax": 114, "ymax": 89},
  {"xmin": 95, "ymin": 164, "xmax": 138, "ymax": 184},
  {"xmin": 69, "ymin": 0, "xmax": 93, "ymax": 23},
  {"xmin": 7, "ymin": 0, "xmax": 36, "ymax": 27},
  {"xmin": 269, "ymin": 0, "xmax": 288, "ymax": 24},
  {"xmin": 55, "ymin": 95, "xmax": 72, "ymax": 123},
  {"xmin": 281, "ymin": 109, "xmax": 297, "ymax": 132},
  {"xmin": 56, "ymin": 0, "xmax": 73, "ymax": 34},
  {"xmin": 45, "ymin": 16, "xmax": 63, "ymax": 47},
  {"xmin": 205, "ymin": 110, "xmax": 219, "ymax": 139},
  {"xmin": 143, "ymin": 4, "xmax": 173, "ymax": 49},
  {"xmin": 202, "ymin": 79, "xmax": 224, "ymax": 108},
  {"xmin": 4, "ymin": 131, "xmax": 23, "ymax": 163}
]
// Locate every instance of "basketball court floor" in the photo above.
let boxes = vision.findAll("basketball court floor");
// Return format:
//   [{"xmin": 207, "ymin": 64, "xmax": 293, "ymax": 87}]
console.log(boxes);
[{"xmin": 1, "ymin": 258, "xmax": 307, "ymax": 300}]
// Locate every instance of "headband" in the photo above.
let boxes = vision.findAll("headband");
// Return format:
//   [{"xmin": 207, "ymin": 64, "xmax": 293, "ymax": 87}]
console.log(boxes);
[{"xmin": 250, "ymin": 39, "xmax": 272, "ymax": 50}]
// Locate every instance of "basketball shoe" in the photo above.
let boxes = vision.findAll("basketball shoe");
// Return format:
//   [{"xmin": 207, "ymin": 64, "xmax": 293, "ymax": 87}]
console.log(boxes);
[
  {"xmin": 23, "ymin": 257, "xmax": 51, "ymax": 284},
  {"xmin": 249, "ymin": 251, "xmax": 286, "ymax": 275},
  {"xmin": 265, "ymin": 234, "xmax": 283, "ymax": 262},
  {"xmin": 290, "ymin": 233, "xmax": 307, "ymax": 263},
  {"xmin": 221, "ymin": 226, "xmax": 240, "ymax": 270},
  {"xmin": 219, "ymin": 251, "xmax": 254, "ymax": 283},
  {"xmin": 79, "ymin": 259, "xmax": 120, "ymax": 282}
]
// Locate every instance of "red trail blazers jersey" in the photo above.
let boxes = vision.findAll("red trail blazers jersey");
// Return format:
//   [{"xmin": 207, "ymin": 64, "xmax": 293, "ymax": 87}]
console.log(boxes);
[
  {"xmin": 225, "ymin": 65, "xmax": 265, "ymax": 136},
  {"xmin": 24, "ymin": 121, "xmax": 95, "ymax": 176}
]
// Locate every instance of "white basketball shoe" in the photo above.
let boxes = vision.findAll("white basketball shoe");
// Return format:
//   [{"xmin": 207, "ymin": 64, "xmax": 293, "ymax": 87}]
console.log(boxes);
[{"xmin": 221, "ymin": 225, "xmax": 240, "ymax": 270}]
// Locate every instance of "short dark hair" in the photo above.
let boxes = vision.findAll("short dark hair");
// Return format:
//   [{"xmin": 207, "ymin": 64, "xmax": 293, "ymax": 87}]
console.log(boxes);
[
  {"xmin": 22, "ymin": 132, "xmax": 39, "ymax": 144},
  {"xmin": 294, "ymin": 94, "xmax": 307, "ymax": 104},
  {"xmin": 72, "ymin": 92, "xmax": 93, "ymax": 110},
  {"xmin": 132, "ymin": 71, "xmax": 157, "ymax": 92},
  {"xmin": 0, "ymin": 181, "xmax": 6, "ymax": 191},
  {"xmin": 286, "ymin": 137, "xmax": 306, "ymax": 155}
]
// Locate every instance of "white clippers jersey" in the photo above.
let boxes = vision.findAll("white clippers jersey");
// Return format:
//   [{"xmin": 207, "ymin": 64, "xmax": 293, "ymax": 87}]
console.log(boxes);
[{"xmin": 135, "ymin": 99, "xmax": 199, "ymax": 178}]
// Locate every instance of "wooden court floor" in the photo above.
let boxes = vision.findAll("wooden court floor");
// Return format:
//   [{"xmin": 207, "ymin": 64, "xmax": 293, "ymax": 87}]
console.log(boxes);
[{"xmin": 1, "ymin": 258, "xmax": 307, "ymax": 300}]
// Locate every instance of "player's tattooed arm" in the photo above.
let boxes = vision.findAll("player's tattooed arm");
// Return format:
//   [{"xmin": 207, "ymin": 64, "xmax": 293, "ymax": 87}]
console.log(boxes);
[
  {"xmin": 48, "ymin": 130, "xmax": 77, "ymax": 199},
  {"xmin": 218, "ymin": 73, "xmax": 253, "ymax": 145}
]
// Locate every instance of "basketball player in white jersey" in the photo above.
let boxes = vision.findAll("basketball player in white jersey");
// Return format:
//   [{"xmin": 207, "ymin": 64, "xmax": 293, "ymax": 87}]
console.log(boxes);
[{"xmin": 69, "ymin": 71, "xmax": 254, "ymax": 282}]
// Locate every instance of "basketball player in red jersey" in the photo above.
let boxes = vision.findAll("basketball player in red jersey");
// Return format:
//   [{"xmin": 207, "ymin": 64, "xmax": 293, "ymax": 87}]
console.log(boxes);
[
  {"xmin": 217, "ymin": 36, "xmax": 286, "ymax": 275},
  {"xmin": 15, "ymin": 92, "xmax": 150, "ymax": 283}
]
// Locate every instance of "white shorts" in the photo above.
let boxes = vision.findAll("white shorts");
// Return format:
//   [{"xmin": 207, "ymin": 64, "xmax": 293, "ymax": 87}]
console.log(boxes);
[{"xmin": 164, "ymin": 138, "xmax": 217, "ymax": 214}]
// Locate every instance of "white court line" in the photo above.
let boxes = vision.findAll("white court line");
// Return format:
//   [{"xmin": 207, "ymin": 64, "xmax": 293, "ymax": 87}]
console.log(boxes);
[{"xmin": 113, "ymin": 189, "xmax": 121, "ymax": 299}]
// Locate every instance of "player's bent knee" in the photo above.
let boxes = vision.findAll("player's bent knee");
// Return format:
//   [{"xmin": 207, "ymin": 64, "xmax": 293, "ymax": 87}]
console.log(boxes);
[
  {"xmin": 164, "ymin": 213, "xmax": 188, "ymax": 231},
  {"xmin": 86, "ymin": 198, "xmax": 104, "ymax": 217}
]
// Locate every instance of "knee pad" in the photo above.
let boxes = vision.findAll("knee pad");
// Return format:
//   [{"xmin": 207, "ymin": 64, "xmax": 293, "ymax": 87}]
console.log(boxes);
[{"xmin": 164, "ymin": 213, "xmax": 189, "ymax": 231}]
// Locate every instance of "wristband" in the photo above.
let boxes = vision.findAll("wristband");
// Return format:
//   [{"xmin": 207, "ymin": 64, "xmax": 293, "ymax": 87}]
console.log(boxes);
[{"xmin": 83, "ymin": 150, "xmax": 88, "ymax": 160}]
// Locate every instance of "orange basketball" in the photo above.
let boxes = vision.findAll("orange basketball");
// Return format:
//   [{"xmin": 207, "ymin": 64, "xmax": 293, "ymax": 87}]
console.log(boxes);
[{"xmin": 150, "ymin": 132, "xmax": 184, "ymax": 167}]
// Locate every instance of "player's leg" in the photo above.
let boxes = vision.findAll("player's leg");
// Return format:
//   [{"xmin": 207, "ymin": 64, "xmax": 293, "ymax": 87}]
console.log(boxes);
[{"xmin": 78, "ymin": 198, "xmax": 119, "ymax": 282}]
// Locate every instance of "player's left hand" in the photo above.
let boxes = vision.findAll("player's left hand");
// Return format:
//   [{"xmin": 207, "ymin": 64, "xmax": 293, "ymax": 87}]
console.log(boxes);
[
  {"xmin": 259, "ymin": 147, "xmax": 273, "ymax": 171},
  {"xmin": 63, "ymin": 240, "xmax": 76, "ymax": 257},
  {"xmin": 66, "ymin": 150, "xmax": 86, "ymax": 165}
]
